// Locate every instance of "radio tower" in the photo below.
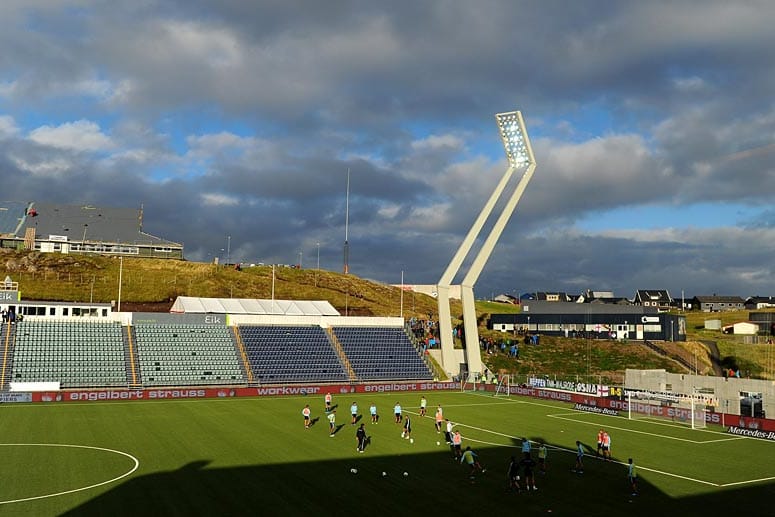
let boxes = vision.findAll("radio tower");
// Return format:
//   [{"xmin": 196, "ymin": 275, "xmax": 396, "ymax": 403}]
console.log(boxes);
[{"xmin": 343, "ymin": 168, "xmax": 350, "ymax": 274}]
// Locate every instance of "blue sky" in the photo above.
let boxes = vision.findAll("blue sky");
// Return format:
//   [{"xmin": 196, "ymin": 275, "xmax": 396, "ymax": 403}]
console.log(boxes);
[{"xmin": 1, "ymin": 0, "xmax": 774, "ymax": 299}]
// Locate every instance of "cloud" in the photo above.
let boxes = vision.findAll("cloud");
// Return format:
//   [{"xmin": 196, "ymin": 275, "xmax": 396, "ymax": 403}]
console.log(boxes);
[
  {"xmin": 29, "ymin": 120, "xmax": 114, "ymax": 153},
  {"xmin": 0, "ymin": 115, "xmax": 20, "ymax": 138},
  {"xmin": 0, "ymin": 1, "xmax": 775, "ymax": 299}
]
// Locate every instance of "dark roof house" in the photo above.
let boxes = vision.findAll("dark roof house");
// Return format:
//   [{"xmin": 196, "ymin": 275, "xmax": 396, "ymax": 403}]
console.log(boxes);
[
  {"xmin": 692, "ymin": 295, "xmax": 745, "ymax": 312},
  {"xmin": 633, "ymin": 290, "xmax": 673, "ymax": 311}
]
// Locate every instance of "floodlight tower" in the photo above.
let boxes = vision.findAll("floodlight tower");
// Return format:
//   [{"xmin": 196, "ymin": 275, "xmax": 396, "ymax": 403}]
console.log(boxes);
[{"xmin": 436, "ymin": 110, "xmax": 536, "ymax": 380}]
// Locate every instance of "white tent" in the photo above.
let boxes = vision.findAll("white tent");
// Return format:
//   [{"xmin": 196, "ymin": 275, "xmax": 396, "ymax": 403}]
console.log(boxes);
[{"xmin": 170, "ymin": 296, "xmax": 339, "ymax": 316}]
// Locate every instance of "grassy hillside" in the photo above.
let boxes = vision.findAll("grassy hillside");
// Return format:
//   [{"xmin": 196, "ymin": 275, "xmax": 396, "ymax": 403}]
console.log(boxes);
[
  {"xmin": 2, "ymin": 249, "xmax": 773, "ymax": 380},
  {"xmin": 0, "ymin": 250, "xmax": 451, "ymax": 319}
]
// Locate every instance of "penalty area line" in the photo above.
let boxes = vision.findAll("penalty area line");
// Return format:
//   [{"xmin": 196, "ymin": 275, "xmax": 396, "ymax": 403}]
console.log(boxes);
[
  {"xmin": 720, "ymin": 475, "xmax": 775, "ymax": 487},
  {"xmin": 546, "ymin": 413, "xmax": 730, "ymax": 445}
]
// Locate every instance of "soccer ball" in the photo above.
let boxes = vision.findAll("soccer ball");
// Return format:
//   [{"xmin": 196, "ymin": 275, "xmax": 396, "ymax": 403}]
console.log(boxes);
[
  {"xmin": 436, "ymin": 441, "xmax": 440, "ymax": 446},
  {"xmin": 350, "ymin": 468, "xmax": 358, "ymax": 474},
  {"xmin": 410, "ymin": 438, "xmax": 414, "ymax": 444},
  {"xmin": 403, "ymin": 471, "xmax": 409, "ymax": 477},
  {"xmin": 382, "ymin": 471, "xmax": 387, "ymax": 477}
]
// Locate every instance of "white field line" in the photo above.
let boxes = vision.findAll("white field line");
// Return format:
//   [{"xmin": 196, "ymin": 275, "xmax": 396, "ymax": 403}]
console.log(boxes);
[
  {"xmin": 0, "ymin": 443, "xmax": 139, "ymax": 505},
  {"xmin": 452, "ymin": 392, "xmax": 775, "ymax": 487},
  {"xmin": 720, "ymin": 475, "xmax": 775, "ymax": 487},
  {"xmin": 462, "ymin": 390, "xmax": 742, "ymax": 441},
  {"xmin": 545, "ymin": 412, "xmax": 743, "ymax": 445},
  {"xmin": 407, "ymin": 407, "xmax": 722, "ymax": 487}
]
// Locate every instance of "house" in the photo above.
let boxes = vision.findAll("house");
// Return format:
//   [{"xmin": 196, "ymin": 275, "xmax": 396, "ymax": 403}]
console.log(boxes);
[
  {"xmin": 633, "ymin": 290, "xmax": 673, "ymax": 312},
  {"xmin": 744, "ymin": 296, "xmax": 775, "ymax": 310},
  {"xmin": 534, "ymin": 292, "xmax": 573, "ymax": 302},
  {"xmin": 692, "ymin": 295, "xmax": 745, "ymax": 312},
  {"xmin": 493, "ymin": 294, "xmax": 518, "ymax": 304}
]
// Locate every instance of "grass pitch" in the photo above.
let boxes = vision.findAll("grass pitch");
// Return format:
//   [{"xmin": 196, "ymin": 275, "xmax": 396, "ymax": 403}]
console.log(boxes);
[{"xmin": 1, "ymin": 391, "xmax": 773, "ymax": 516}]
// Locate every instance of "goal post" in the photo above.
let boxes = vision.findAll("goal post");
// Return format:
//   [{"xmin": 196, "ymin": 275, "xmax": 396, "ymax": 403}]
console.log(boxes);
[
  {"xmin": 627, "ymin": 390, "xmax": 707, "ymax": 429},
  {"xmin": 460, "ymin": 376, "xmax": 478, "ymax": 392},
  {"xmin": 494, "ymin": 374, "xmax": 511, "ymax": 397}
]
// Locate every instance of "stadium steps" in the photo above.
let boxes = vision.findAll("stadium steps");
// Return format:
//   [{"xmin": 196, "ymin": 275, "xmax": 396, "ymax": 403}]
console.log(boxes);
[
  {"xmin": 0, "ymin": 322, "xmax": 16, "ymax": 390},
  {"xmin": 231, "ymin": 326, "xmax": 255, "ymax": 385},
  {"xmin": 642, "ymin": 340, "xmax": 692, "ymax": 372},
  {"xmin": 123, "ymin": 325, "xmax": 143, "ymax": 389},
  {"xmin": 403, "ymin": 323, "xmax": 439, "ymax": 379},
  {"xmin": 698, "ymin": 340, "xmax": 724, "ymax": 376},
  {"xmin": 326, "ymin": 328, "xmax": 358, "ymax": 382}
]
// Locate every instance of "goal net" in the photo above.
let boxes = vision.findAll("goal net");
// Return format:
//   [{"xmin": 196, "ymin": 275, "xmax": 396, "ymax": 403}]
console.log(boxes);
[
  {"xmin": 460, "ymin": 376, "xmax": 479, "ymax": 392},
  {"xmin": 627, "ymin": 391, "xmax": 707, "ymax": 429},
  {"xmin": 494, "ymin": 374, "xmax": 511, "ymax": 397}
]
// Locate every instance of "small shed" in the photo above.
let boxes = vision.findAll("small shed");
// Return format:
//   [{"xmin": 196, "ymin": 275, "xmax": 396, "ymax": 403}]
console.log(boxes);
[{"xmin": 721, "ymin": 321, "xmax": 758, "ymax": 335}]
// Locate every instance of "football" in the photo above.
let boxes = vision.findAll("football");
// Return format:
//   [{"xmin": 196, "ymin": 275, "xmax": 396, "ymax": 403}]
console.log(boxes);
[
  {"xmin": 403, "ymin": 471, "xmax": 408, "ymax": 477},
  {"xmin": 350, "ymin": 468, "xmax": 358, "ymax": 474},
  {"xmin": 382, "ymin": 471, "xmax": 387, "ymax": 477}
]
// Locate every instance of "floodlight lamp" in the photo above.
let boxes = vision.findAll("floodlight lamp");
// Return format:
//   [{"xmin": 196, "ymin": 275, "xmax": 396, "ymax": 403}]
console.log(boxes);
[{"xmin": 495, "ymin": 111, "xmax": 531, "ymax": 168}]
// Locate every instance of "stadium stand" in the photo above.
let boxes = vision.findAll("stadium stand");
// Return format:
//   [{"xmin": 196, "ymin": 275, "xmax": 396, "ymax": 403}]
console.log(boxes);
[
  {"xmin": 239, "ymin": 325, "xmax": 349, "ymax": 384},
  {"xmin": 11, "ymin": 321, "xmax": 127, "ymax": 388},
  {"xmin": 332, "ymin": 326, "xmax": 433, "ymax": 381},
  {"xmin": 133, "ymin": 324, "xmax": 245, "ymax": 386}
]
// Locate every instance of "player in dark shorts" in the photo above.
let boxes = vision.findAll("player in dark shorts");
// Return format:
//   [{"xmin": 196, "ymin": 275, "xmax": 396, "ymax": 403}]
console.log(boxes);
[
  {"xmin": 520, "ymin": 453, "xmax": 537, "ymax": 491},
  {"xmin": 507, "ymin": 456, "xmax": 522, "ymax": 492},
  {"xmin": 356, "ymin": 423, "xmax": 367, "ymax": 452}
]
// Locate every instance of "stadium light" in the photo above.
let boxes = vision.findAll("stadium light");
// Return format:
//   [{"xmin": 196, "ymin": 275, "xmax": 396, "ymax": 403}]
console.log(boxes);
[
  {"xmin": 437, "ymin": 109, "xmax": 536, "ymax": 380},
  {"xmin": 495, "ymin": 111, "xmax": 531, "ymax": 167}
]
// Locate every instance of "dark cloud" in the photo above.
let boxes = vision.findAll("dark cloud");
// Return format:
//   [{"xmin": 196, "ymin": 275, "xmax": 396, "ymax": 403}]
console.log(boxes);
[{"xmin": 1, "ymin": 1, "xmax": 775, "ymax": 298}]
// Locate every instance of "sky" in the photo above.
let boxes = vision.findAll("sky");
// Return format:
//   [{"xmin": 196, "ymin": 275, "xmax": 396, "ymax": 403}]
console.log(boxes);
[{"xmin": 1, "ymin": 1, "xmax": 774, "ymax": 300}]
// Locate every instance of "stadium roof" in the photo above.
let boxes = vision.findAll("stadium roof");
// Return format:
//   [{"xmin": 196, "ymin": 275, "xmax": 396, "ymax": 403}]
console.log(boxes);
[
  {"xmin": 18, "ymin": 202, "xmax": 180, "ymax": 246},
  {"xmin": 0, "ymin": 201, "xmax": 29, "ymax": 235},
  {"xmin": 170, "ymin": 296, "xmax": 340, "ymax": 316}
]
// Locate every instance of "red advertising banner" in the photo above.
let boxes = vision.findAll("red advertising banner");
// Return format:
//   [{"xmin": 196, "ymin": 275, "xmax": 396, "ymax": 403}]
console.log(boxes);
[
  {"xmin": 30, "ymin": 381, "xmax": 462, "ymax": 403},
  {"xmin": 25, "ymin": 380, "xmax": 775, "ymax": 434}
]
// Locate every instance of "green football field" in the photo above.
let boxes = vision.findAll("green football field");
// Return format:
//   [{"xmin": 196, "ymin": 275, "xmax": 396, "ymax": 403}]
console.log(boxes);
[{"xmin": 1, "ymin": 390, "xmax": 773, "ymax": 516}]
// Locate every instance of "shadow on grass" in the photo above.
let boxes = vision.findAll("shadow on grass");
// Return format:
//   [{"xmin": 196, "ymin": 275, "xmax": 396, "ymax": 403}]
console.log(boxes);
[{"xmin": 56, "ymin": 440, "xmax": 773, "ymax": 517}]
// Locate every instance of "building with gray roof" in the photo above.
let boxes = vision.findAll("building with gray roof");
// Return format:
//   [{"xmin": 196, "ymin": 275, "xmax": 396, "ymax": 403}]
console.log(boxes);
[{"xmin": 0, "ymin": 201, "xmax": 183, "ymax": 259}]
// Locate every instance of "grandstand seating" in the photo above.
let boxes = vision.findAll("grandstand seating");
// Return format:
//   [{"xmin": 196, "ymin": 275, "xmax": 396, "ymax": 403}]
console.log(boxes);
[
  {"xmin": 332, "ymin": 326, "xmax": 433, "ymax": 381},
  {"xmin": 12, "ymin": 321, "xmax": 127, "ymax": 388},
  {"xmin": 239, "ymin": 325, "xmax": 348, "ymax": 384},
  {"xmin": 4, "ymin": 321, "xmax": 433, "ymax": 390},
  {"xmin": 133, "ymin": 324, "xmax": 245, "ymax": 386}
]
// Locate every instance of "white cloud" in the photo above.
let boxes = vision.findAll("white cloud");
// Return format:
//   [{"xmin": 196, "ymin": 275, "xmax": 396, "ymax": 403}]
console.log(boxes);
[
  {"xmin": 11, "ymin": 154, "xmax": 73, "ymax": 176},
  {"xmin": 29, "ymin": 120, "xmax": 113, "ymax": 152},
  {"xmin": 410, "ymin": 133, "xmax": 464, "ymax": 152},
  {"xmin": 201, "ymin": 193, "xmax": 240, "ymax": 206},
  {"xmin": 0, "ymin": 115, "xmax": 20, "ymax": 138}
]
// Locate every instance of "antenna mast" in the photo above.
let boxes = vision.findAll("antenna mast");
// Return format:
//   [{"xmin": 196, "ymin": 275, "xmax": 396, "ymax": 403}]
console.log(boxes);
[{"xmin": 343, "ymin": 168, "xmax": 350, "ymax": 274}]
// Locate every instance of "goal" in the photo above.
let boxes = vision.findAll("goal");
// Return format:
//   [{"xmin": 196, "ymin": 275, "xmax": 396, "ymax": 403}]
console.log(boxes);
[
  {"xmin": 494, "ymin": 374, "xmax": 511, "ymax": 397},
  {"xmin": 627, "ymin": 391, "xmax": 707, "ymax": 429},
  {"xmin": 460, "ymin": 376, "xmax": 480, "ymax": 392}
]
